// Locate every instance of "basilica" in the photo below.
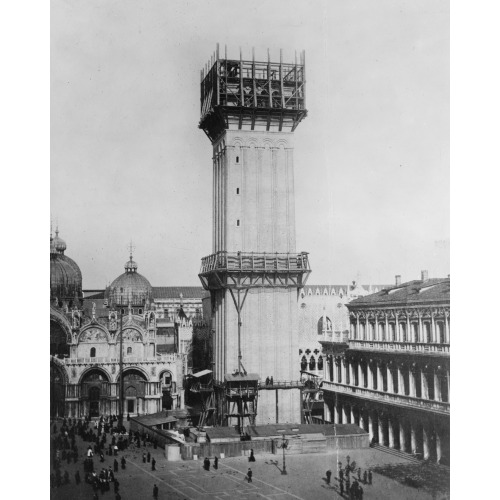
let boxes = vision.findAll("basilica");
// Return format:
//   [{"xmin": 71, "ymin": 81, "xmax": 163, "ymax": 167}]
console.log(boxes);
[{"xmin": 50, "ymin": 230, "xmax": 199, "ymax": 419}]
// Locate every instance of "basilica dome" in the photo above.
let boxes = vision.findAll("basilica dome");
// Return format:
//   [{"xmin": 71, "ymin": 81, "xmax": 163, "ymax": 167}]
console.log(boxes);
[
  {"xmin": 50, "ymin": 229, "xmax": 83, "ymax": 302},
  {"xmin": 106, "ymin": 254, "xmax": 153, "ymax": 307}
]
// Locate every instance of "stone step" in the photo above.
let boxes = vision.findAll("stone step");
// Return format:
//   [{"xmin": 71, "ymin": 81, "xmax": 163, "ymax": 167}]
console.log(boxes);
[{"xmin": 370, "ymin": 443, "xmax": 422, "ymax": 464}]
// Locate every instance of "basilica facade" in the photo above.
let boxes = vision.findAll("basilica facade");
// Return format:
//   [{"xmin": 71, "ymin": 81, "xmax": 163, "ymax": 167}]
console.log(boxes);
[{"xmin": 50, "ymin": 231, "xmax": 193, "ymax": 419}]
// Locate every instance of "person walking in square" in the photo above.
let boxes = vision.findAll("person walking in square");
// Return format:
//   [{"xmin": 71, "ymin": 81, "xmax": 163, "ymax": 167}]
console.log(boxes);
[
  {"xmin": 153, "ymin": 484, "xmax": 159, "ymax": 499},
  {"xmin": 143, "ymin": 452, "xmax": 147, "ymax": 463},
  {"xmin": 368, "ymin": 469, "xmax": 372, "ymax": 485},
  {"xmin": 121, "ymin": 457, "xmax": 126, "ymax": 470},
  {"xmin": 114, "ymin": 459, "xmax": 118, "ymax": 473},
  {"xmin": 214, "ymin": 456, "xmax": 218, "ymax": 470},
  {"xmin": 249, "ymin": 449, "xmax": 255, "ymax": 462},
  {"xmin": 247, "ymin": 468, "xmax": 252, "ymax": 483},
  {"xmin": 151, "ymin": 458, "xmax": 156, "ymax": 471},
  {"xmin": 326, "ymin": 469, "xmax": 332, "ymax": 484},
  {"xmin": 147, "ymin": 451, "xmax": 151, "ymax": 463}
]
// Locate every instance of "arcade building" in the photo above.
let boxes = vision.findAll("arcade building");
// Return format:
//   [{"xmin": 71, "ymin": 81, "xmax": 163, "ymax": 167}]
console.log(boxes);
[{"xmin": 320, "ymin": 272, "xmax": 450, "ymax": 464}]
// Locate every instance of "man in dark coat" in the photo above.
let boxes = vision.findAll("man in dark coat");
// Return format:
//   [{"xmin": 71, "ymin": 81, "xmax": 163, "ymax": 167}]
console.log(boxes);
[
  {"xmin": 368, "ymin": 470, "xmax": 372, "ymax": 485},
  {"xmin": 121, "ymin": 457, "xmax": 126, "ymax": 469},
  {"xmin": 153, "ymin": 484, "xmax": 159, "ymax": 499},
  {"xmin": 249, "ymin": 449, "xmax": 255, "ymax": 462},
  {"xmin": 143, "ymin": 452, "xmax": 147, "ymax": 463},
  {"xmin": 147, "ymin": 451, "xmax": 151, "ymax": 463},
  {"xmin": 326, "ymin": 470, "xmax": 331, "ymax": 484},
  {"xmin": 339, "ymin": 478, "xmax": 344, "ymax": 496},
  {"xmin": 114, "ymin": 459, "xmax": 119, "ymax": 473},
  {"xmin": 247, "ymin": 468, "xmax": 253, "ymax": 483},
  {"xmin": 152, "ymin": 458, "xmax": 156, "ymax": 471},
  {"xmin": 214, "ymin": 456, "xmax": 218, "ymax": 470},
  {"xmin": 114, "ymin": 479, "xmax": 120, "ymax": 493}
]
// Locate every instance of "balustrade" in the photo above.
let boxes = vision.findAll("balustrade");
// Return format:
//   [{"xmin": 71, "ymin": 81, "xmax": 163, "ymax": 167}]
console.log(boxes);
[{"xmin": 321, "ymin": 380, "xmax": 449, "ymax": 414}]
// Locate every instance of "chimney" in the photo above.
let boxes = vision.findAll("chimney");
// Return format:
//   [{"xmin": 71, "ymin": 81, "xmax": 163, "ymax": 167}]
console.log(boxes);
[
  {"xmin": 395, "ymin": 275, "xmax": 401, "ymax": 286},
  {"xmin": 421, "ymin": 270, "xmax": 429, "ymax": 282}
]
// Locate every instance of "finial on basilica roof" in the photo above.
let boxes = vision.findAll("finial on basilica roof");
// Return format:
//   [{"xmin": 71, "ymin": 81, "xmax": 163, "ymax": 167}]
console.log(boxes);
[{"xmin": 124, "ymin": 240, "xmax": 138, "ymax": 273}]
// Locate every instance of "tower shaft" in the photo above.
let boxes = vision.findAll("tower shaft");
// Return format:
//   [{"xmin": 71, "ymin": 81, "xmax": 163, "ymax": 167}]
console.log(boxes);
[{"xmin": 199, "ymin": 49, "xmax": 310, "ymax": 425}]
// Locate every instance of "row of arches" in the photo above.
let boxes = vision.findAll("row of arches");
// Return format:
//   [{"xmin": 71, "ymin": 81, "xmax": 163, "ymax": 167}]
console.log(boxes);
[
  {"xmin": 50, "ymin": 362, "xmax": 177, "ymax": 418},
  {"xmin": 300, "ymin": 355, "xmax": 323, "ymax": 372}
]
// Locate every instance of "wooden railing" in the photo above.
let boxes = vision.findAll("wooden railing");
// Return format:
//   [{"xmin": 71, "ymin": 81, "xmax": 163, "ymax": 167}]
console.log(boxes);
[
  {"xmin": 200, "ymin": 251, "xmax": 310, "ymax": 274},
  {"xmin": 321, "ymin": 381, "xmax": 450, "ymax": 415}
]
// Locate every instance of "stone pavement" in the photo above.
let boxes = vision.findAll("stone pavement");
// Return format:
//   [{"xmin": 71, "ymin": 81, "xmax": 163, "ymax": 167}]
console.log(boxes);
[{"xmin": 51, "ymin": 425, "xmax": 449, "ymax": 500}]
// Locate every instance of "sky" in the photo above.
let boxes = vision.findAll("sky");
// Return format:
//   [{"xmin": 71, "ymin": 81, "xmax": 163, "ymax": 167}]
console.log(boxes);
[{"xmin": 51, "ymin": 0, "xmax": 449, "ymax": 289}]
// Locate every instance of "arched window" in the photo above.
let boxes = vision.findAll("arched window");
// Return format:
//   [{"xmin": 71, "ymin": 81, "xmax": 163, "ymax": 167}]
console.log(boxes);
[
  {"xmin": 317, "ymin": 355, "xmax": 324, "ymax": 370},
  {"xmin": 438, "ymin": 322, "xmax": 445, "ymax": 343},
  {"xmin": 127, "ymin": 347, "xmax": 132, "ymax": 355},
  {"xmin": 90, "ymin": 347, "xmax": 96, "ymax": 358},
  {"xmin": 301, "ymin": 356, "xmax": 307, "ymax": 371},
  {"xmin": 139, "ymin": 308, "xmax": 143, "ymax": 314},
  {"xmin": 424, "ymin": 322, "xmax": 431, "ymax": 343},
  {"xmin": 400, "ymin": 322, "xmax": 407, "ymax": 342},
  {"xmin": 309, "ymin": 356, "xmax": 316, "ymax": 371},
  {"xmin": 379, "ymin": 322, "xmax": 386, "ymax": 341},
  {"xmin": 411, "ymin": 322, "xmax": 419, "ymax": 342},
  {"xmin": 317, "ymin": 317, "xmax": 332, "ymax": 335}
]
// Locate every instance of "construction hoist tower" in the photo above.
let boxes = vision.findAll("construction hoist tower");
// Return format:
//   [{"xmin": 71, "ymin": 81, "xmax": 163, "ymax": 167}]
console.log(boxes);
[{"xmin": 198, "ymin": 45, "xmax": 311, "ymax": 428}]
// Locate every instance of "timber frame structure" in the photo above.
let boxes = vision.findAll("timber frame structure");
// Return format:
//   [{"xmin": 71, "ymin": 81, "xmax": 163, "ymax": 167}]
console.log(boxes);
[{"xmin": 199, "ymin": 45, "xmax": 307, "ymax": 142}]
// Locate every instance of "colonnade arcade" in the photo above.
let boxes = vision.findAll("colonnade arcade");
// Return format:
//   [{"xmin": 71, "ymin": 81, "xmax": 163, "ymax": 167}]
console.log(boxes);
[
  {"xmin": 323, "ymin": 393, "xmax": 450, "ymax": 465},
  {"xmin": 350, "ymin": 307, "xmax": 450, "ymax": 344},
  {"xmin": 60, "ymin": 365, "xmax": 168, "ymax": 418},
  {"xmin": 325, "ymin": 353, "xmax": 450, "ymax": 404}
]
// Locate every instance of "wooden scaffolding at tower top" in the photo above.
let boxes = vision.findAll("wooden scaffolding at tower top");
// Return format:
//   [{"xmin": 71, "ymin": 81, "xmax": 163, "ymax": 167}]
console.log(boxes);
[{"xmin": 199, "ymin": 45, "xmax": 307, "ymax": 141}]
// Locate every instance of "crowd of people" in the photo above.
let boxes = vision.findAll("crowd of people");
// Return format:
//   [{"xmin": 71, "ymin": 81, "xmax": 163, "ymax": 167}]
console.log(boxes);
[
  {"xmin": 325, "ymin": 459, "xmax": 373, "ymax": 499},
  {"xmin": 50, "ymin": 415, "xmax": 161, "ymax": 499}
]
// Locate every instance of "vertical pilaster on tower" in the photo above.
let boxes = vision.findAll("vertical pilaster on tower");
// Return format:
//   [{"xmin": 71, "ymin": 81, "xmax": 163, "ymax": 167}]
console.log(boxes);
[{"xmin": 199, "ymin": 47, "xmax": 310, "ymax": 427}]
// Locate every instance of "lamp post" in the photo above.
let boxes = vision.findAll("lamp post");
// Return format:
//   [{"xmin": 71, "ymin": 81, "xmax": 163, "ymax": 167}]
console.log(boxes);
[
  {"xmin": 276, "ymin": 433, "xmax": 289, "ymax": 475},
  {"xmin": 118, "ymin": 308, "xmax": 124, "ymax": 428}
]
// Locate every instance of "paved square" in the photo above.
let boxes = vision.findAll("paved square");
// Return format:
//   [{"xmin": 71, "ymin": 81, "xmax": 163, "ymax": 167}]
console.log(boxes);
[{"xmin": 51, "ymin": 426, "xmax": 449, "ymax": 500}]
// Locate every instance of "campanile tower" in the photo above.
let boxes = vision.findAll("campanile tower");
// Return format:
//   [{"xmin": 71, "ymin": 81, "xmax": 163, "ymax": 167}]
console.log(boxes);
[{"xmin": 198, "ymin": 46, "xmax": 311, "ymax": 426}]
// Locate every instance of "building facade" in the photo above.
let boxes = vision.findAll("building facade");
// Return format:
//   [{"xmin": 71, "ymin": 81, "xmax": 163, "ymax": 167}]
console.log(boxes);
[
  {"xmin": 320, "ymin": 272, "xmax": 450, "ymax": 464},
  {"xmin": 50, "ymin": 232, "xmax": 191, "ymax": 419}
]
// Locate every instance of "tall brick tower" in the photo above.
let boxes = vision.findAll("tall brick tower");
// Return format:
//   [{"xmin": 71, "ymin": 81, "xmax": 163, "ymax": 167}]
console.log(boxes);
[{"xmin": 198, "ymin": 46, "xmax": 311, "ymax": 427}]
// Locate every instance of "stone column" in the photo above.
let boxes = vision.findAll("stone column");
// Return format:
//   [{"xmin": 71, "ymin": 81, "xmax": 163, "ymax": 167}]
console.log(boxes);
[
  {"xmin": 410, "ymin": 420, "xmax": 417, "ymax": 454},
  {"xmin": 431, "ymin": 312, "xmax": 436, "ymax": 343},
  {"xmin": 341, "ymin": 358, "xmax": 347, "ymax": 384},
  {"xmin": 436, "ymin": 426, "xmax": 442, "ymax": 463},
  {"xmin": 387, "ymin": 365, "xmax": 394, "ymax": 393},
  {"xmin": 342, "ymin": 404, "xmax": 348, "ymax": 424},
  {"xmin": 388, "ymin": 418, "xmax": 395, "ymax": 448},
  {"xmin": 422, "ymin": 423, "xmax": 430, "ymax": 460},
  {"xmin": 397, "ymin": 365, "xmax": 404, "ymax": 395},
  {"xmin": 409, "ymin": 368, "xmax": 417, "ymax": 397},
  {"xmin": 380, "ymin": 415, "xmax": 387, "ymax": 446},
  {"xmin": 350, "ymin": 406, "xmax": 355, "ymax": 424},
  {"xmin": 395, "ymin": 313, "xmax": 400, "ymax": 342},
  {"xmin": 399, "ymin": 419, "xmax": 406, "ymax": 452},
  {"xmin": 367, "ymin": 361, "xmax": 374, "ymax": 389},
  {"xmin": 357, "ymin": 361, "xmax": 363, "ymax": 387},
  {"xmin": 407, "ymin": 315, "xmax": 411, "ymax": 342},
  {"xmin": 377, "ymin": 361, "xmax": 383, "ymax": 391},
  {"xmin": 445, "ymin": 313, "xmax": 450, "ymax": 343},
  {"xmin": 421, "ymin": 368, "xmax": 429, "ymax": 399},
  {"xmin": 446, "ymin": 369, "xmax": 450, "ymax": 403},
  {"xmin": 368, "ymin": 412, "xmax": 374, "ymax": 442},
  {"xmin": 418, "ymin": 314, "xmax": 423, "ymax": 343},
  {"xmin": 324, "ymin": 402, "xmax": 331, "ymax": 423},
  {"xmin": 334, "ymin": 402, "xmax": 340, "ymax": 424},
  {"xmin": 359, "ymin": 410, "xmax": 365, "ymax": 431},
  {"xmin": 385, "ymin": 315, "xmax": 389, "ymax": 341},
  {"xmin": 434, "ymin": 369, "xmax": 442, "ymax": 402},
  {"xmin": 349, "ymin": 360, "xmax": 355, "ymax": 386}
]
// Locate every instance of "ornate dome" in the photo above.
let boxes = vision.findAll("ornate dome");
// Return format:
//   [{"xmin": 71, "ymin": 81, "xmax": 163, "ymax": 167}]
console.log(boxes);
[
  {"xmin": 50, "ymin": 230, "xmax": 83, "ymax": 302},
  {"xmin": 106, "ymin": 253, "xmax": 153, "ymax": 307}
]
